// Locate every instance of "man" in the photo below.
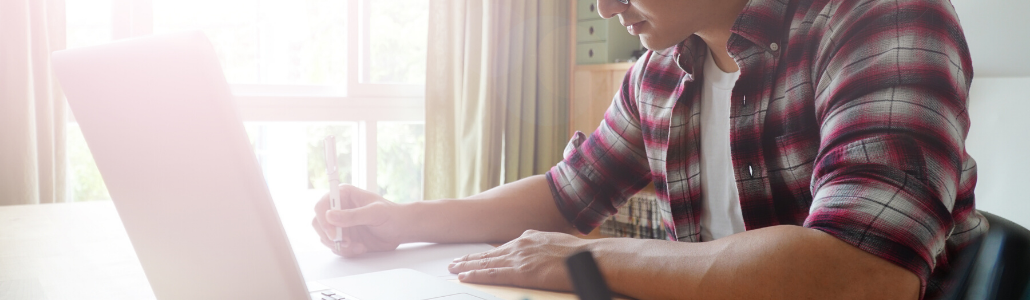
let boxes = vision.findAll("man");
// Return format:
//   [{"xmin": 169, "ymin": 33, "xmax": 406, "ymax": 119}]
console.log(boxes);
[{"xmin": 312, "ymin": 0, "xmax": 986, "ymax": 299}]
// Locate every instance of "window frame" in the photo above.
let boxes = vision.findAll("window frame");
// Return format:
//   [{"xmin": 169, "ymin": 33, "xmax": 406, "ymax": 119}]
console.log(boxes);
[{"xmin": 100, "ymin": 0, "xmax": 425, "ymax": 193}]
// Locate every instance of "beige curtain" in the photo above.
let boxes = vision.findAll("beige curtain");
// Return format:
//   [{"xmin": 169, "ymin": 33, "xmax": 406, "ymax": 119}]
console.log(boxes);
[
  {"xmin": 0, "ymin": 0, "xmax": 67, "ymax": 205},
  {"xmin": 424, "ymin": 0, "xmax": 569, "ymax": 199}
]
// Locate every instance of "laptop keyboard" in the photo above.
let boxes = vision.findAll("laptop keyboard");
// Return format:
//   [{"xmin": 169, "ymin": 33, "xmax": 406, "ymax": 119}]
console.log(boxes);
[{"xmin": 311, "ymin": 290, "xmax": 350, "ymax": 300}]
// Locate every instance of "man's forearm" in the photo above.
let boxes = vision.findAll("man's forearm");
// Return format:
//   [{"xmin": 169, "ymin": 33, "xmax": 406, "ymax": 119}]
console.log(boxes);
[
  {"xmin": 592, "ymin": 225, "xmax": 920, "ymax": 300},
  {"xmin": 396, "ymin": 174, "xmax": 576, "ymax": 244}
]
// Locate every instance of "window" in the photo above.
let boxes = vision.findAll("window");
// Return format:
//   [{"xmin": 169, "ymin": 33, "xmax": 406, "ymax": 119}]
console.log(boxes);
[
  {"xmin": 64, "ymin": 0, "xmax": 428, "ymax": 204},
  {"xmin": 366, "ymin": 1, "xmax": 428, "ymax": 85},
  {"xmin": 152, "ymin": 0, "xmax": 347, "ymax": 85}
]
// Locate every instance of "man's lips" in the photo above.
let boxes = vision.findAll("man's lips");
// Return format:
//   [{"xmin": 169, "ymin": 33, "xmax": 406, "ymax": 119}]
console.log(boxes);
[{"xmin": 624, "ymin": 20, "xmax": 646, "ymax": 35}]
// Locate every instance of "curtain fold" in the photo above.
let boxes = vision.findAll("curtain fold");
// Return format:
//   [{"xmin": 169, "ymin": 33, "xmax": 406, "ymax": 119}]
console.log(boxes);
[
  {"xmin": 505, "ymin": 0, "xmax": 568, "ymax": 183},
  {"xmin": 0, "ymin": 0, "xmax": 67, "ymax": 205},
  {"xmin": 424, "ymin": 0, "xmax": 569, "ymax": 200}
]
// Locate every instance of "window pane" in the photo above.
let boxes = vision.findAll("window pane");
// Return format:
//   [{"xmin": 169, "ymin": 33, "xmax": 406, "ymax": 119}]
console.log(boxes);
[
  {"xmin": 244, "ymin": 123, "xmax": 355, "ymax": 193},
  {"xmin": 377, "ymin": 122, "xmax": 424, "ymax": 203},
  {"xmin": 66, "ymin": 0, "xmax": 112, "ymax": 49},
  {"xmin": 67, "ymin": 123, "xmax": 111, "ymax": 201},
  {"xmin": 153, "ymin": 0, "xmax": 347, "ymax": 85},
  {"xmin": 367, "ymin": 0, "xmax": 428, "ymax": 84},
  {"xmin": 65, "ymin": 122, "xmax": 354, "ymax": 202}
]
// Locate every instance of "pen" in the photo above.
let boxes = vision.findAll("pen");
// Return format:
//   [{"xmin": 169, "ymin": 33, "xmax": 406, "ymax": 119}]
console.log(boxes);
[{"xmin": 323, "ymin": 136, "xmax": 344, "ymax": 253}]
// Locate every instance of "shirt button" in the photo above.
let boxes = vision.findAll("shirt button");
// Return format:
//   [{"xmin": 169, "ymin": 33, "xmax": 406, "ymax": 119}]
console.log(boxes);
[{"xmin": 769, "ymin": 42, "xmax": 779, "ymax": 51}]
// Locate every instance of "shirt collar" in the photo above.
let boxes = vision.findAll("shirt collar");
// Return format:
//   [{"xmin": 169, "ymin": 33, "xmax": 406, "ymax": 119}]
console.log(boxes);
[
  {"xmin": 673, "ymin": 36, "xmax": 707, "ymax": 82},
  {"xmin": 728, "ymin": 0, "xmax": 791, "ymax": 54},
  {"xmin": 673, "ymin": 0, "xmax": 791, "ymax": 78}
]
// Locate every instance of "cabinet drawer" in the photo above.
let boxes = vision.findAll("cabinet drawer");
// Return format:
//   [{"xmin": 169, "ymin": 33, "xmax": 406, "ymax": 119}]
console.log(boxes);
[
  {"xmin": 576, "ymin": 19, "xmax": 607, "ymax": 43},
  {"xmin": 576, "ymin": 41, "xmax": 608, "ymax": 65},
  {"xmin": 577, "ymin": 0, "xmax": 600, "ymax": 20}
]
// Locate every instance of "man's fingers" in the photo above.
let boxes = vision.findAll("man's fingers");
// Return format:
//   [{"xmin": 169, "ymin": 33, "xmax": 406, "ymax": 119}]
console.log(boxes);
[
  {"xmin": 325, "ymin": 204, "xmax": 384, "ymax": 228},
  {"xmin": 317, "ymin": 229, "xmax": 339, "ymax": 254},
  {"xmin": 315, "ymin": 217, "xmax": 361, "ymax": 254},
  {"xmin": 455, "ymin": 247, "xmax": 505, "ymax": 263},
  {"xmin": 337, "ymin": 242, "xmax": 367, "ymax": 257},
  {"xmin": 318, "ymin": 230, "xmax": 365, "ymax": 257},
  {"xmin": 319, "ymin": 216, "xmax": 354, "ymax": 245},
  {"xmin": 313, "ymin": 217, "xmax": 333, "ymax": 238},
  {"xmin": 457, "ymin": 267, "xmax": 519, "ymax": 286},
  {"xmin": 448, "ymin": 256, "xmax": 509, "ymax": 274}
]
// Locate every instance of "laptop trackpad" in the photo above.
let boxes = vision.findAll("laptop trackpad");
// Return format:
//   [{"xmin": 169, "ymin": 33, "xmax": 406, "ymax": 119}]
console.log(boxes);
[{"xmin": 317, "ymin": 269, "xmax": 500, "ymax": 300}]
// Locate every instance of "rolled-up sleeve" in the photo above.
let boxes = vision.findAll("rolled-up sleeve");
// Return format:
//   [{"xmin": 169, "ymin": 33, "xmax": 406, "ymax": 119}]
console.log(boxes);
[
  {"xmin": 803, "ymin": 0, "xmax": 976, "ymax": 294},
  {"xmin": 546, "ymin": 62, "xmax": 653, "ymax": 235}
]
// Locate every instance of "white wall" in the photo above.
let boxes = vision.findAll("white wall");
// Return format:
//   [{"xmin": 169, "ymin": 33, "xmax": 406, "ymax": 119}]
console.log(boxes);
[
  {"xmin": 951, "ymin": 0, "xmax": 1030, "ymax": 77},
  {"xmin": 948, "ymin": 0, "xmax": 1030, "ymax": 228},
  {"xmin": 965, "ymin": 77, "xmax": 1030, "ymax": 228}
]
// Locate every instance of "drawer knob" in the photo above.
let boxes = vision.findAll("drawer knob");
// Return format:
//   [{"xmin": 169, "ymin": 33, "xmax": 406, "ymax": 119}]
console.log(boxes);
[
  {"xmin": 589, "ymin": 26, "xmax": 594, "ymax": 35},
  {"xmin": 589, "ymin": 3, "xmax": 595, "ymax": 12},
  {"xmin": 588, "ymin": 49, "xmax": 594, "ymax": 57}
]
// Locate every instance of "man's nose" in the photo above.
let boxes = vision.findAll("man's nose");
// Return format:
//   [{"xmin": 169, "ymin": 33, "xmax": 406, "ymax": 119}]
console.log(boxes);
[{"xmin": 595, "ymin": 0, "xmax": 628, "ymax": 19}]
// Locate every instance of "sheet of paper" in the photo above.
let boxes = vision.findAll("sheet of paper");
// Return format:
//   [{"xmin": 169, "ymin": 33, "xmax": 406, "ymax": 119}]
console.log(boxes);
[{"xmin": 294, "ymin": 242, "xmax": 494, "ymax": 281}]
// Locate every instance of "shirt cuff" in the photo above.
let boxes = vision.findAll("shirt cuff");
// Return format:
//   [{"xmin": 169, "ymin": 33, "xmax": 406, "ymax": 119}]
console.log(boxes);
[{"xmin": 804, "ymin": 169, "xmax": 953, "ymax": 298}]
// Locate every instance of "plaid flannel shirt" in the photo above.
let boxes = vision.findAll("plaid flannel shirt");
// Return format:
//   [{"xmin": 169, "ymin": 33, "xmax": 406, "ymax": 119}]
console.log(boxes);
[{"xmin": 546, "ymin": 0, "xmax": 988, "ymax": 297}]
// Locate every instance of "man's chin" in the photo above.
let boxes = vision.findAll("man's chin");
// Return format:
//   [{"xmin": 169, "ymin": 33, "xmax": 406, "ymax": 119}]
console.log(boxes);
[{"xmin": 639, "ymin": 36, "xmax": 683, "ymax": 51}]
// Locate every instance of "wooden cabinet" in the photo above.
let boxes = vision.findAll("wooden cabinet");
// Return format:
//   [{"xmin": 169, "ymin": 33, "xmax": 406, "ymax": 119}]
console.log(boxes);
[
  {"xmin": 573, "ymin": 0, "xmax": 641, "ymax": 65},
  {"xmin": 566, "ymin": 0, "xmax": 637, "ymax": 137},
  {"xmin": 569, "ymin": 63, "xmax": 633, "ymax": 137}
]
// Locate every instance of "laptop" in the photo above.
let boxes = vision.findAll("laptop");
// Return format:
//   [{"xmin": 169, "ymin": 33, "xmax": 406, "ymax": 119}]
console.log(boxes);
[{"xmin": 52, "ymin": 31, "xmax": 500, "ymax": 300}]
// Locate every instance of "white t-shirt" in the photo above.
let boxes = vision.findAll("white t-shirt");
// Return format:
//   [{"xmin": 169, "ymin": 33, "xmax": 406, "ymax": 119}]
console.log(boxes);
[{"xmin": 698, "ymin": 51, "xmax": 746, "ymax": 242}]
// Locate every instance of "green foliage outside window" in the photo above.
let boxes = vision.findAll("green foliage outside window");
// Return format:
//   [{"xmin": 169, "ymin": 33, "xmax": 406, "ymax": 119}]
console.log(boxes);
[
  {"xmin": 377, "ymin": 123, "xmax": 424, "ymax": 203},
  {"xmin": 369, "ymin": 0, "xmax": 428, "ymax": 84},
  {"xmin": 68, "ymin": 124, "xmax": 111, "ymax": 201}
]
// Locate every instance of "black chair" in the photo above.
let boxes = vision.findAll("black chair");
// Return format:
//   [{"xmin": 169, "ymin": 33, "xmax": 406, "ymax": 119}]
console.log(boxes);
[{"xmin": 946, "ymin": 211, "xmax": 1030, "ymax": 300}]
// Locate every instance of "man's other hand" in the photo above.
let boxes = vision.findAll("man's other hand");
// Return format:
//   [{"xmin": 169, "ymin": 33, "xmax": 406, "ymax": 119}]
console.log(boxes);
[
  {"xmin": 448, "ymin": 230, "xmax": 589, "ymax": 291},
  {"xmin": 311, "ymin": 185, "xmax": 404, "ymax": 257}
]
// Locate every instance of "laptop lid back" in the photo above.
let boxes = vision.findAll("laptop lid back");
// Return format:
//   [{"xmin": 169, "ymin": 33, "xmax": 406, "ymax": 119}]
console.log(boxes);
[{"xmin": 52, "ymin": 31, "xmax": 308, "ymax": 300}]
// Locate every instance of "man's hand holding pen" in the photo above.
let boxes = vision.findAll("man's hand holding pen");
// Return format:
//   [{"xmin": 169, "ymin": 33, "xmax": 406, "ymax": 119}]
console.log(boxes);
[
  {"xmin": 314, "ymin": 136, "xmax": 404, "ymax": 257},
  {"xmin": 311, "ymin": 184, "xmax": 403, "ymax": 257}
]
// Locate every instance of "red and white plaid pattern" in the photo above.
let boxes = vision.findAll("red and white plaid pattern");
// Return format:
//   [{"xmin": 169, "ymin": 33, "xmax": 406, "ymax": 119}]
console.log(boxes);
[{"xmin": 546, "ymin": 0, "xmax": 987, "ymax": 298}]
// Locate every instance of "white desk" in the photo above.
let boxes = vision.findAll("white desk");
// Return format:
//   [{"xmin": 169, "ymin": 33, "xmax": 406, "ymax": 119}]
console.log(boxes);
[{"xmin": 0, "ymin": 201, "xmax": 580, "ymax": 300}]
